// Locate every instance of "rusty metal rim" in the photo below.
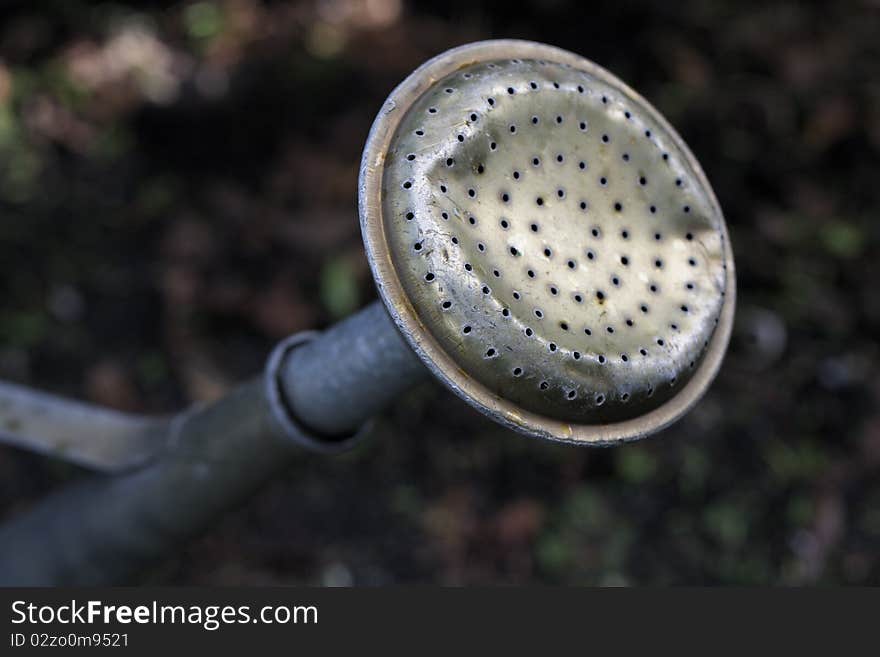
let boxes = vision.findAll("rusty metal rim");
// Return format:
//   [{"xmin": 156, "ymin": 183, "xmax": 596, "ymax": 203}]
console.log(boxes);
[{"xmin": 359, "ymin": 39, "xmax": 735, "ymax": 445}]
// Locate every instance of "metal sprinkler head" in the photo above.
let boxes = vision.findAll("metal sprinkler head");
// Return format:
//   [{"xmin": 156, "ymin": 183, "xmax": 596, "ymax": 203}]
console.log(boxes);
[{"xmin": 360, "ymin": 40, "xmax": 735, "ymax": 445}]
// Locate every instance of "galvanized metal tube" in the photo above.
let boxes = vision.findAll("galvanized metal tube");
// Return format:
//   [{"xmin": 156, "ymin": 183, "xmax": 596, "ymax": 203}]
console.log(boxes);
[
  {"xmin": 0, "ymin": 302, "xmax": 426, "ymax": 585},
  {"xmin": 0, "ymin": 380, "xmax": 289, "ymax": 585},
  {"xmin": 278, "ymin": 300, "xmax": 427, "ymax": 437}
]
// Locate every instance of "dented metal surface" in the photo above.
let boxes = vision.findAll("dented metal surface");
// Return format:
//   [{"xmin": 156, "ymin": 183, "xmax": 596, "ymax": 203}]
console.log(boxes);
[{"xmin": 361, "ymin": 40, "xmax": 735, "ymax": 443}]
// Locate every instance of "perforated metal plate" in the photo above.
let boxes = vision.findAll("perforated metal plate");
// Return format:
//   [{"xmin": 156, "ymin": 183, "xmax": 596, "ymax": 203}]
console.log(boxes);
[{"xmin": 360, "ymin": 40, "xmax": 735, "ymax": 444}]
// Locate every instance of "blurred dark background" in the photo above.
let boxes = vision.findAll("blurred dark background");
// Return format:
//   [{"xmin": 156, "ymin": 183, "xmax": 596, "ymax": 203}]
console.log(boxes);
[{"xmin": 0, "ymin": 0, "xmax": 878, "ymax": 585}]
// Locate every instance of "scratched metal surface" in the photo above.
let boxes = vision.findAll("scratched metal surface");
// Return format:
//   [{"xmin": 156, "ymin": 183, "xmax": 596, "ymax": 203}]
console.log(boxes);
[{"xmin": 361, "ymin": 41, "xmax": 734, "ymax": 442}]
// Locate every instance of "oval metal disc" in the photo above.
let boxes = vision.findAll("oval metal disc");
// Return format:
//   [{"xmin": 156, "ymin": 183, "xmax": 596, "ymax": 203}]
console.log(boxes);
[{"xmin": 360, "ymin": 40, "xmax": 735, "ymax": 444}]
